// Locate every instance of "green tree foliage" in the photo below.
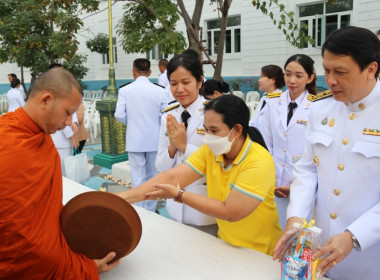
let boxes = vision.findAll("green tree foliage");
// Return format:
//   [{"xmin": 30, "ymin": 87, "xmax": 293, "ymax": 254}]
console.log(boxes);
[
  {"xmin": 251, "ymin": 0, "xmax": 314, "ymax": 48},
  {"xmin": 86, "ymin": 33, "xmax": 109, "ymax": 54},
  {"xmin": 116, "ymin": 0, "xmax": 187, "ymax": 55},
  {"xmin": 0, "ymin": 0, "xmax": 99, "ymax": 87}
]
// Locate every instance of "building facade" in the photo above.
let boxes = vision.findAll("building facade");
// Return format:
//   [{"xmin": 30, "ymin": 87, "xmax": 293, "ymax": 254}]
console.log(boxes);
[{"xmin": 0, "ymin": 0, "xmax": 379, "ymax": 93}]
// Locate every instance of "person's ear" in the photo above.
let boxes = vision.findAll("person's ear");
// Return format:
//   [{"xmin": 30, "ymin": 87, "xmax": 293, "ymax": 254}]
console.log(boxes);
[
  {"xmin": 39, "ymin": 92, "xmax": 53, "ymax": 110},
  {"xmin": 198, "ymin": 76, "xmax": 204, "ymax": 89},
  {"xmin": 232, "ymin": 124, "xmax": 243, "ymax": 139},
  {"xmin": 365, "ymin": 61, "xmax": 378, "ymax": 80},
  {"xmin": 306, "ymin": 73, "xmax": 315, "ymax": 85}
]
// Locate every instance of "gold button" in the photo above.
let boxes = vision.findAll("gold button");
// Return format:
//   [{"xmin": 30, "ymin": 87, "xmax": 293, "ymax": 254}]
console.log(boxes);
[
  {"xmin": 334, "ymin": 189, "xmax": 341, "ymax": 196},
  {"xmin": 349, "ymin": 113, "xmax": 356, "ymax": 120},
  {"xmin": 313, "ymin": 156, "xmax": 320, "ymax": 167},
  {"xmin": 358, "ymin": 103, "xmax": 366, "ymax": 110},
  {"xmin": 330, "ymin": 213, "xmax": 337, "ymax": 219},
  {"xmin": 338, "ymin": 164, "xmax": 344, "ymax": 171},
  {"xmin": 284, "ymin": 133, "xmax": 287, "ymax": 137},
  {"xmin": 283, "ymin": 148, "xmax": 286, "ymax": 152},
  {"xmin": 342, "ymin": 138, "xmax": 349, "ymax": 145},
  {"xmin": 179, "ymin": 153, "xmax": 182, "ymax": 157},
  {"xmin": 281, "ymin": 163, "xmax": 285, "ymax": 167}
]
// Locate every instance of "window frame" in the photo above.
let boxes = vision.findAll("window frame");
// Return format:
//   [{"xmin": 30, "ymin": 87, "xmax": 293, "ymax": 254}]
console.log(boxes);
[
  {"xmin": 206, "ymin": 15, "xmax": 241, "ymax": 56},
  {"xmin": 298, "ymin": 1, "xmax": 352, "ymax": 49},
  {"xmin": 102, "ymin": 37, "xmax": 118, "ymax": 64}
]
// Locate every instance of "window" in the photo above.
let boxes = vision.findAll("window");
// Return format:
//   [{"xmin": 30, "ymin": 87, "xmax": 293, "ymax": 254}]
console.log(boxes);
[
  {"xmin": 102, "ymin": 37, "xmax": 118, "ymax": 64},
  {"xmin": 146, "ymin": 45, "xmax": 168, "ymax": 61},
  {"xmin": 206, "ymin": 15, "xmax": 241, "ymax": 56},
  {"xmin": 299, "ymin": 0, "xmax": 352, "ymax": 48}
]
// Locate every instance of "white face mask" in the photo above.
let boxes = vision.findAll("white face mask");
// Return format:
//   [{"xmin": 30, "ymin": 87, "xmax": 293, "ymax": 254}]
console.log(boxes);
[{"xmin": 203, "ymin": 128, "xmax": 235, "ymax": 156}]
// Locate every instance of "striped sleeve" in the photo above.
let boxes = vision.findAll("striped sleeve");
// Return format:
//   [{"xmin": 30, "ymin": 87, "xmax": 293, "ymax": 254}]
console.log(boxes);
[{"xmin": 185, "ymin": 144, "xmax": 208, "ymax": 177}]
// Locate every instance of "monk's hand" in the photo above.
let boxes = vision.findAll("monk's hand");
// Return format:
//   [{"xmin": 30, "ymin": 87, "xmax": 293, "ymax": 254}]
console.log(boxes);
[
  {"xmin": 94, "ymin": 251, "xmax": 120, "ymax": 273},
  {"xmin": 166, "ymin": 115, "xmax": 187, "ymax": 152},
  {"xmin": 312, "ymin": 231, "xmax": 353, "ymax": 276},
  {"xmin": 71, "ymin": 122, "xmax": 78, "ymax": 134},
  {"xmin": 144, "ymin": 183, "xmax": 179, "ymax": 201},
  {"xmin": 273, "ymin": 217, "xmax": 303, "ymax": 261},
  {"xmin": 275, "ymin": 186, "xmax": 290, "ymax": 198}
]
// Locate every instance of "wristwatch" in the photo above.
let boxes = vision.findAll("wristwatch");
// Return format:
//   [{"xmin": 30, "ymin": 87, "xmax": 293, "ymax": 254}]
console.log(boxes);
[{"xmin": 345, "ymin": 230, "xmax": 361, "ymax": 251}]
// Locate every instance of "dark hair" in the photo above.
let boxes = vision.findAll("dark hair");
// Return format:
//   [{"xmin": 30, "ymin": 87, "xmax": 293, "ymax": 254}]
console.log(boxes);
[
  {"xmin": 167, "ymin": 53, "xmax": 203, "ymax": 83},
  {"xmin": 322, "ymin": 26, "xmax": 380, "ymax": 78},
  {"xmin": 8, "ymin": 73, "xmax": 17, "ymax": 79},
  {"xmin": 158, "ymin": 59, "xmax": 168, "ymax": 67},
  {"xmin": 133, "ymin": 58, "xmax": 151, "ymax": 74},
  {"xmin": 11, "ymin": 78, "xmax": 20, "ymax": 88},
  {"xmin": 376, "ymin": 29, "xmax": 380, "ymax": 36},
  {"xmin": 284, "ymin": 54, "xmax": 317, "ymax": 95},
  {"xmin": 203, "ymin": 80, "xmax": 230, "ymax": 97},
  {"xmin": 204, "ymin": 95, "xmax": 268, "ymax": 150},
  {"xmin": 261, "ymin": 65, "xmax": 285, "ymax": 89},
  {"xmin": 182, "ymin": 48, "xmax": 199, "ymax": 59},
  {"xmin": 48, "ymin": 63, "xmax": 63, "ymax": 69}
]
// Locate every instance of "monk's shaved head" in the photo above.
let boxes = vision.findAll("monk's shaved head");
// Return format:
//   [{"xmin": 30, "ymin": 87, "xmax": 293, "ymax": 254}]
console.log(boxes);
[{"xmin": 30, "ymin": 68, "xmax": 82, "ymax": 99}]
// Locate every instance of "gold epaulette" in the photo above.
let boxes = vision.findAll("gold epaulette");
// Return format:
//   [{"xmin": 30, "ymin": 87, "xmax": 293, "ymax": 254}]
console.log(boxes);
[
  {"xmin": 266, "ymin": 91, "xmax": 282, "ymax": 98},
  {"xmin": 307, "ymin": 90, "xmax": 332, "ymax": 102},
  {"xmin": 162, "ymin": 103, "xmax": 180, "ymax": 113}
]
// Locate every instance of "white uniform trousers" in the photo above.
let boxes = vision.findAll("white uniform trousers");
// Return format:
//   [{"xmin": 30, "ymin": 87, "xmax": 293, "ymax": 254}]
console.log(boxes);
[
  {"xmin": 128, "ymin": 151, "xmax": 158, "ymax": 212},
  {"xmin": 274, "ymin": 196, "xmax": 289, "ymax": 230}
]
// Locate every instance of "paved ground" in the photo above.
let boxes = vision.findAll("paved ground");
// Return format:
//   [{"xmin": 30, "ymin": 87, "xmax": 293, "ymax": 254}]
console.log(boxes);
[{"xmin": 81, "ymin": 136, "xmax": 169, "ymax": 218}]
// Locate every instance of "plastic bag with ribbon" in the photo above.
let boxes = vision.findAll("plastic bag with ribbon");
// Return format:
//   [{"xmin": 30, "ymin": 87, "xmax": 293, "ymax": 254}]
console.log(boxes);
[{"xmin": 281, "ymin": 218, "xmax": 323, "ymax": 280}]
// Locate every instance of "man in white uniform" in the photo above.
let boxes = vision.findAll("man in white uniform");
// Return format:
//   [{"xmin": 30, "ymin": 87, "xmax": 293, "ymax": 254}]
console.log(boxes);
[
  {"xmin": 158, "ymin": 59, "xmax": 169, "ymax": 88},
  {"xmin": 115, "ymin": 58, "xmax": 168, "ymax": 212},
  {"xmin": 273, "ymin": 26, "xmax": 380, "ymax": 280},
  {"xmin": 51, "ymin": 113, "xmax": 79, "ymax": 176}
]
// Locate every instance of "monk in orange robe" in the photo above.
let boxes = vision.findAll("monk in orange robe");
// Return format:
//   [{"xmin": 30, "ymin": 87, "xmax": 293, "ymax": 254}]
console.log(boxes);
[{"xmin": 0, "ymin": 68, "xmax": 118, "ymax": 279}]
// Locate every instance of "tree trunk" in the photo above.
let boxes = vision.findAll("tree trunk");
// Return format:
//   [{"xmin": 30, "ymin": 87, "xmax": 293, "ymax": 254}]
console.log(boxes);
[
  {"xmin": 177, "ymin": 0, "xmax": 204, "ymax": 59},
  {"xmin": 20, "ymin": 66, "xmax": 29, "ymax": 100},
  {"xmin": 213, "ymin": 0, "xmax": 231, "ymax": 80}
]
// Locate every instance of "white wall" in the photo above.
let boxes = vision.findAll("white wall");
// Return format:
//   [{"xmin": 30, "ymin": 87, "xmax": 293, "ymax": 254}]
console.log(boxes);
[{"xmin": 1, "ymin": 0, "xmax": 380, "ymax": 85}]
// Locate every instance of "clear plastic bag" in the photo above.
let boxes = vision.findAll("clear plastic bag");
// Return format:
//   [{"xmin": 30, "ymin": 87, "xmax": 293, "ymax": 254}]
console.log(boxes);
[
  {"xmin": 281, "ymin": 218, "xmax": 323, "ymax": 280},
  {"xmin": 64, "ymin": 149, "xmax": 90, "ymax": 184}
]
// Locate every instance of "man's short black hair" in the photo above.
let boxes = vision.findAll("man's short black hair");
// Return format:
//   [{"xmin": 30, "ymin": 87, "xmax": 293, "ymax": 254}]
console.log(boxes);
[
  {"xmin": 133, "ymin": 58, "xmax": 150, "ymax": 74},
  {"xmin": 322, "ymin": 26, "xmax": 380, "ymax": 78},
  {"xmin": 8, "ymin": 73, "xmax": 17, "ymax": 79}
]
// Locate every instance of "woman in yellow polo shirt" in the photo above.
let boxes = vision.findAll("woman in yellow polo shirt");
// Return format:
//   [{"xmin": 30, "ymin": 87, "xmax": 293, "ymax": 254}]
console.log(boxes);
[{"xmin": 119, "ymin": 94, "xmax": 282, "ymax": 256}]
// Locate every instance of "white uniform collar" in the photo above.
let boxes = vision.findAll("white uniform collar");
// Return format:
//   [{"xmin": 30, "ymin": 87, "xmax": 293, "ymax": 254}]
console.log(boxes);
[
  {"xmin": 179, "ymin": 95, "xmax": 204, "ymax": 116},
  {"xmin": 135, "ymin": 76, "xmax": 149, "ymax": 82},
  {"xmin": 285, "ymin": 89, "xmax": 307, "ymax": 106},
  {"xmin": 347, "ymin": 79, "xmax": 380, "ymax": 112}
]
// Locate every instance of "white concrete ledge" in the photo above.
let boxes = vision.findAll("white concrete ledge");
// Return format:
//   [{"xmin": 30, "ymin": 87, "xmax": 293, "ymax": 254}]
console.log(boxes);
[{"xmin": 111, "ymin": 161, "xmax": 131, "ymax": 183}]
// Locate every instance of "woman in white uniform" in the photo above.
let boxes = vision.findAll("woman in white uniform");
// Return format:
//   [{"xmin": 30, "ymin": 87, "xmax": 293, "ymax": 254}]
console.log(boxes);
[
  {"xmin": 261, "ymin": 54, "xmax": 317, "ymax": 229},
  {"xmin": 250, "ymin": 64, "xmax": 285, "ymax": 132},
  {"xmin": 155, "ymin": 53, "xmax": 216, "ymax": 234},
  {"xmin": 7, "ymin": 78, "xmax": 25, "ymax": 112}
]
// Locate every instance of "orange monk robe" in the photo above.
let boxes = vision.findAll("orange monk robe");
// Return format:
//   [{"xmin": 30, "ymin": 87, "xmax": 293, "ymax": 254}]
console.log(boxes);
[{"xmin": 0, "ymin": 108, "xmax": 99, "ymax": 279}]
